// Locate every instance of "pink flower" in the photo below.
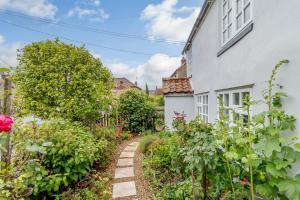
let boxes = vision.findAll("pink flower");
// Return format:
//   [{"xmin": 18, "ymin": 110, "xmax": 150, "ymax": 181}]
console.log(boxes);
[
  {"xmin": 241, "ymin": 177, "xmax": 249, "ymax": 186},
  {"xmin": 0, "ymin": 114, "xmax": 13, "ymax": 133}
]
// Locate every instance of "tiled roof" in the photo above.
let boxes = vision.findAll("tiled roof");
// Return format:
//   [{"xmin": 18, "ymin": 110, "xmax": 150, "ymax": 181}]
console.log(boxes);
[{"xmin": 162, "ymin": 78, "xmax": 193, "ymax": 95}]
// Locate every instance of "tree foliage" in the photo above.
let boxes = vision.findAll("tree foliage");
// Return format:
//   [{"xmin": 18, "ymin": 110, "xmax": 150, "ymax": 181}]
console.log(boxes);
[
  {"xmin": 118, "ymin": 89, "xmax": 156, "ymax": 133},
  {"xmin": 13, "ymin": 39, "xmax": 113, "ymax": 125}
]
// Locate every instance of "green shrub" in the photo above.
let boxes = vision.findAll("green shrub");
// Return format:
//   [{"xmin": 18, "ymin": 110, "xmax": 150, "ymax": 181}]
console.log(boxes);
[
  {"xmin": 62, "ymin": 173, "xmax": 110, "ymax": 200},
  {"xmin": 94, "ymin": 127, "xmax": 115, "ymax": 142},
  {"xmin": 12, "ymin": 119, "xmax": 112, "ymax": 198},
  {"xmin": 140, "ymin": 134, "xmax": 159, "ymax": 154},
  {"xmin": 119, "ymin": 89, "xmax": 156, "ymax": 133}
]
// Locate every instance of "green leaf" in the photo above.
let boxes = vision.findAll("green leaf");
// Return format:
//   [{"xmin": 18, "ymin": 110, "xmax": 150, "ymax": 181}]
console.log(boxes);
[
  {"xmin": 266, "ymin": 163, "xmax": 286, "ymax": 178},
  {"xmin": 256, "ymin": 183, "xmax": 276, "ymax": 197},
  {"xmin": 265, "ymin": 136, "xmax": 281, "ymax": 157},
  {"xmin": 278, "ymin": 175, "xmax": 300, "ymax": 200},
  {"xmin": 294, "ymin": 143, "xmax": 300, "ymax": 151}
]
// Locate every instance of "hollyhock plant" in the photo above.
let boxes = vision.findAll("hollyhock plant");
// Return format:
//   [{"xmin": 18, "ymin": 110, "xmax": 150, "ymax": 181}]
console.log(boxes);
[
  {"xmin": 0, "ymin": 114, "xmax": 13, "ymax": 133},
  {"xmin": 241, "ymin": 177, "xmax": 249, "ymax": 186}
]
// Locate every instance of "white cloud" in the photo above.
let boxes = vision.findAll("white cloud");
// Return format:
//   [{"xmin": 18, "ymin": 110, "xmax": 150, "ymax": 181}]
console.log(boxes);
[
  {"xmin": 0, "ymin": 35, "xmax": 22, "ymax": 67},
  {"xmin": 107, "ymin": 54, "xmax": 181, "ymax": 89},
  {"xmin": 141, "ymin": 0, "xmax": 200, "ymax": 42},
  {"xmin": 68, "ymin": 6, "xmax": 109, "ymax": 21},
  {"xmin": 0, "ymin": 35, "xmax": 5, "ymax": 44},
  {"xmin": 0, "ymin": 0, "xmax": 57, "ymax": 19}
]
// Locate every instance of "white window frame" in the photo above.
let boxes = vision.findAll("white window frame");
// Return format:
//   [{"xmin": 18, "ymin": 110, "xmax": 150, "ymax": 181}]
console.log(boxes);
[
  {"xmin": 217, "ymin": 88, "xmax": 252, "ymax": 124},
  {"xmin": 196, "ymin": 93, "xmax": 209, "ymax": 123},
  {"xmin": 221, "ymin": 0, "xmax": 252, "ymax": 45}
]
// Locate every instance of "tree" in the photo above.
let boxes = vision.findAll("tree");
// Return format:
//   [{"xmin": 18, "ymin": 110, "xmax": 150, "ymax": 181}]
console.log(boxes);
[
  {"xmin": 119, "ymin": 89, "xmax": 156, "ymax": 133},
  {"xmin": 145, "ymin": 83, "xmax": 149, "ymax": 96},
  {"xmin": 13, "ymin": 39, "xmax": 113, "ymax": 127}
]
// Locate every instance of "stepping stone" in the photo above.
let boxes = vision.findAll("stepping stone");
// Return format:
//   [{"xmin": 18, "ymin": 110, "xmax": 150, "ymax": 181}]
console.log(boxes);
[
  {"xmin": 114, "ymin": 167, "xmax": 134, "ymax": 179},
  {"xmin": 124, "ymin": 145, "xmax": 138, "ymax": 152},
  {"xmin": 128, "ymin": 142, "xmax": 139, "ymax": 146},
  {"xmin": 120, "ymin": 151, "xmax": 135, "ymax": 158},
  {"xmin": 112, "ymin": 181, "xmax": 137, "ymax": 198},
  {"xmin": 117, "ymin": 158, "xmax": 134, "ymax": 167}
]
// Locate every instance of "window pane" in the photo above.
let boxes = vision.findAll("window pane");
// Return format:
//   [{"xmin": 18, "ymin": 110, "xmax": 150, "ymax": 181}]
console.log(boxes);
[
  {"xmin": 228, "ymin": 24, "xmax": 232, "ymax": 38},
  {"xmin": 219, "ymin": 94, "xmax": 224, "ymax": 102},
  {"xmin": 228, "ymin": 0, "xmax": 232, "ymax": 9},
  {"xmin": 228, "ymin": 9, "xmax": 232, "ymax": 24},
  {"xmin": 199, "ymin": 96, "xmax": 202, "ymax": 103},
  {"xmin": 223, "ymin": 16, "xmax": 227, "ymax": 29},
  {"xmin": 244, "ymin": 4, "xmax": 250, "ymax": 23},
  {"xmin": 233, "ymin": 92, "xmax": 240, "ymax": 105},
  {"xmin": 199, "ymin": 106, "xmax": 202, "ymax": 114},
  {"xmin": 242, "ymin": 114, "xmax": 249, "ymax": 125},
  {"xmin": 233, "ymin": 113, "xmax": 240, "ymax": 121},
  {"xmin": 224, "ymin": 94, "xmax": 229, "ymax": 106},
  {"xmin": 223, "ymin": 2, "xmax": 227, "ymax": 14},
  {"xmin": 223, "ymin": 30, "xmax": 227, "ymax": 43},
  {"xmin": 205, "ymin": 105, "xmax": 208, "ymax": 114},
  {"xmin": 225, "ymin": 108, "xmax": 230, "ymax": 116},
  {"xmin": 236, "ymin": 0, "xmax": 242, "ymax": 13},
  {"xmin": 244, "ymin": 0, "xmax": 250, "ymax": 5},
  {"xmin": 236, "ymin": 14, "xmax": 242, "ymax": 30},
  {"xmin": 242, "ymin": 92, "xmax": 250, "ymax": 105}
]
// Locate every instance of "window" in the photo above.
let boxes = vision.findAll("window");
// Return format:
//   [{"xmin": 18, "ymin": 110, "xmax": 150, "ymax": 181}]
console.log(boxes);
[
  {"xmin": 222, "ymin": 0, "xmax": 252, "ymax": 45},
  {"xmin": 217, "ymin": 89, "xmax": 251, "ymax": 124},
  {"xmin": 196, "ymin": 94, "xmax": 209, "ymax": 123}
]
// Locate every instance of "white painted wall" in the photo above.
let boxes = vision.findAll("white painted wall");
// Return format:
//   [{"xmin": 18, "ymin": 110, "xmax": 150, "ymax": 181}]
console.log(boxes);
[
  {"xmin": 187, "ymin": 0, "xmax": 300, "ymax": 131},
  {"xmin": 164, "ymin": 95, "xmax": 195, "ymax": 130}
]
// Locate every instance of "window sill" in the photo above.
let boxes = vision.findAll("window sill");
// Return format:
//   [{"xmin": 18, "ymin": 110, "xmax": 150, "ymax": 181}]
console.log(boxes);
[{"xmin": 217, "ymin": 22, "xmax": 254, "ymax": 57}]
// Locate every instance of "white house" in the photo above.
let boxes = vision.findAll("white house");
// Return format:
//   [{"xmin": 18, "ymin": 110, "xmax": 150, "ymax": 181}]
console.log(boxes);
[{"xmin": 164, "ymin": 0, "xmax": 300, "ymax": 131}]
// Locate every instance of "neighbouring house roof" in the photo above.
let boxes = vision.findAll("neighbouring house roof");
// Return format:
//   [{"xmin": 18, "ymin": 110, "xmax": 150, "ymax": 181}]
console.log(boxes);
[
  {"xmin": 171, "ymin": 58, "xmax": 187, "ymax": 78},
  {"xmin": 113, "ymin": 77, "xmax": 141, "ymax": 94},
  {"xmin": 182, "ymin": 0, "xmax": 214, "ymax": 54},
  {"xmin": 162, "ymin": 78, "xmax": 193, "ymax": 95}
]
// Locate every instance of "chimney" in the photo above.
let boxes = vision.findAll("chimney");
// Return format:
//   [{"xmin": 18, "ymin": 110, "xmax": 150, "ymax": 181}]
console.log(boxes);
[
  {"xmin": 181, "ymin": 57, "xmax": 186, "ymax": 66},
  {"xmin": 134, "ymin": 81, "xmax": 138, "ymax": 86}
]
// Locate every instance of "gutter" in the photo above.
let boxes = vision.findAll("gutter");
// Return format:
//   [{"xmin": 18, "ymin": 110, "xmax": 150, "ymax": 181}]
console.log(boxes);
[{"xmin": 182, "ymin": 0, "xmax": 215, "ymax": 54}]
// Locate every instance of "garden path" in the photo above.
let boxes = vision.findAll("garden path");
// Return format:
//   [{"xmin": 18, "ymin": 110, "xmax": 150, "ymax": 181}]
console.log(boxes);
[{"xmin": 111, "ymin": 141, "xmax": 139, "ymax": 199}]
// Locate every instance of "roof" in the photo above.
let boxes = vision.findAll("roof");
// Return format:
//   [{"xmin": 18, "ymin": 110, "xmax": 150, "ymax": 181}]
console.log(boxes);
[
  {"xmin": 171, "ymin": 58, "xmax": 187, "ymax": 78},
  {"xmin": 114, "ymin": 77, "xmax": 141, "ymax": 90},
  {"xmin": 162, "ymin": 78, "xmax": 193, "ymax": 95},
  {"xmin": 182, "ymin": 0, "xmax": 213, "ymax": 54}
]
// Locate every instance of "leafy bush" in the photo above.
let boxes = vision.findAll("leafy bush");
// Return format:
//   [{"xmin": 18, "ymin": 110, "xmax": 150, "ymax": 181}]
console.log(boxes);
[
  {"xmin": 13, "ymin": 39, "xmax": 113, "ymax": 126},
  {"xmin": 61, "ymin": 173, "xmax": 110, "ymax": 200},
  {"xmin": 119, "ymin": 89, "xmax": 156, "ymax": 133},
  {"xmin": 12, "ymin": 119, "xmax": 112, "ymax": 198},
  {"xmin": 139, "ymin": 134, "xmax": 159, "ymax": 154}
]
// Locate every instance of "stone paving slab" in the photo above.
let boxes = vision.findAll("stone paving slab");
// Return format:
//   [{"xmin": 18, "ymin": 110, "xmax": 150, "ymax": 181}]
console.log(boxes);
[
  {"xmin": 117, "ymin": 158, "xmax": 134, "ymax": 167},
  {"xmin": 120, "ymin": 151, "xmax": 135, "ymax": 158},
  {"xmin": 128, "ymin": 142, "xmax": 139, "ymax": 146},
  {"xmin": 124, "ymin": 145, "xmax": 138, "ymax": 152},
  {"xmin": 112, "ymin": 181, "xmax": 137, "ymax": 198},
  {"xmin": 114, "ymin": 167, "xmax": 134, "ymax": 179}
]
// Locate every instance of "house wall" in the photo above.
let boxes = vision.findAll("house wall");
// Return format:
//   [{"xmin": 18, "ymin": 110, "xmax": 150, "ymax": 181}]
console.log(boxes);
[
  {"xmin": 187, "ymin": 0, "xmax": 300, "ymax": 132},
  {"xmin": 164, "ymin": 95, "xmax": 195, "ymax": 130}
]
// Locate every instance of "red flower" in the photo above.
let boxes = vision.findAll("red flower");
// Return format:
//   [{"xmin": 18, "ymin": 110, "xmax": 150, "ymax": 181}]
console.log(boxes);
[
  {"xmin": 241, "ymin": 177, "xmax": 249, "ymax": 186},
  {"xmin": 0, "ymin": 114, "xmax": 13, "ymax": 133}
]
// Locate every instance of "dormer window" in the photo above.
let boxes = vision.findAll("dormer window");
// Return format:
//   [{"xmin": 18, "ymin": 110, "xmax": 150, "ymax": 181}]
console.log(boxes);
[{"xmin": 222, "ymin": 0, "xmax": 252, "ymax": 45}]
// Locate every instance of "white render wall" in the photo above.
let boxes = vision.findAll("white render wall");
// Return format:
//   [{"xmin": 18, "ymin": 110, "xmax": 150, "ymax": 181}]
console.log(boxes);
[
  {"xmin": 164, "ymin": 95, "xmax": 195, "ymax": 130},
  {"xmin": 187, "ymin": 0, "xmax": 300, "ymax": 131}
]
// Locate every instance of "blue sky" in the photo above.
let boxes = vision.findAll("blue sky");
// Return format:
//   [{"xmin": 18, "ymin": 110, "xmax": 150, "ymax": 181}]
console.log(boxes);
[{"xmin": 0, "ymin": 0, "xmax": 203, "ymax": 89}]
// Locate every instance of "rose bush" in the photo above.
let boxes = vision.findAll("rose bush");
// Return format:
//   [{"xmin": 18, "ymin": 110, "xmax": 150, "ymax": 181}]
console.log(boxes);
[{"xmin": 0, "ymin": 114, "xmax": 13, "ymax": 133}]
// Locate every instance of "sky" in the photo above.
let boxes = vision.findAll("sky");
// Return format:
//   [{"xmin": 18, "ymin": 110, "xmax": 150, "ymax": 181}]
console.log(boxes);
[{"xmin": 0, "ymin": 0, "xmax": 203, "ymax": 89}]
